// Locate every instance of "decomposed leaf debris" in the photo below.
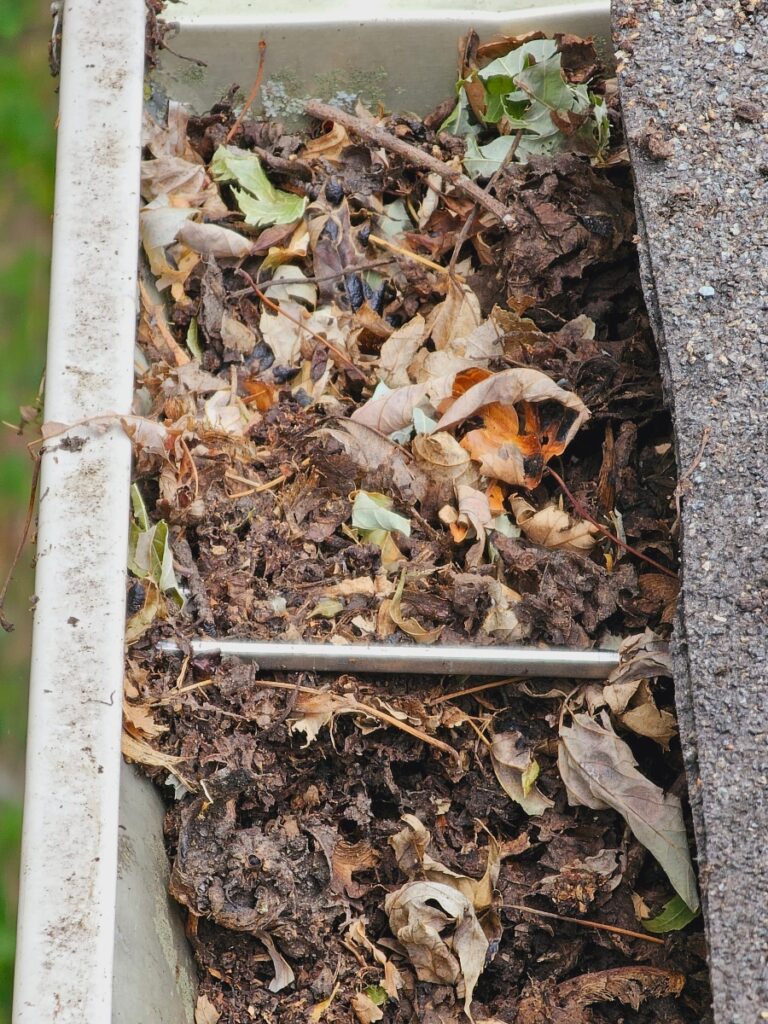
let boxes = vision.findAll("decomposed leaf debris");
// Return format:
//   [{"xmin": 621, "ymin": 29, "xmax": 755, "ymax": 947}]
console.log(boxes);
[{"xmin": 120, "ymin": 27, "xmax": 708, "ymax": 1024}]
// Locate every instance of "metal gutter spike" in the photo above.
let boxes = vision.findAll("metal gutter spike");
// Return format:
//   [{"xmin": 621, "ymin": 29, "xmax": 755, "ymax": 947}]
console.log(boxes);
[{"xmin": 157, "ymin": 640, "xmax": 620, "ymax": 679}]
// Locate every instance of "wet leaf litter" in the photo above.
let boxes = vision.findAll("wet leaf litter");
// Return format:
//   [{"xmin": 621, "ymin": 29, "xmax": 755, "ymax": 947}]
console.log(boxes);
[{"xmin": 124, "ymin": 31, "xmax": 713, "ymax": 1024}]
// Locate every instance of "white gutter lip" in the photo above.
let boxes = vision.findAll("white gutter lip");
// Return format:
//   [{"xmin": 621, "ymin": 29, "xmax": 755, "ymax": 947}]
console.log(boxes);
[{"xmin": 12, "ymin": 2, "xmax": 145, "ymax": 1022}]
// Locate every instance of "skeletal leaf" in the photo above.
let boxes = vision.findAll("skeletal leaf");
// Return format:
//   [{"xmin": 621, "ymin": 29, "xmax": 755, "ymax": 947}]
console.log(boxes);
[
  {"xmin": 211, "ymin": 145, "xmax": 308, "ymax": 227},
  {"xmin": 558, "ymin": 711, "xmax": 698, "ymax": 911},
  {"xmin": 490, "ymin": 731, "xmax": 554, "ymax": 816}
]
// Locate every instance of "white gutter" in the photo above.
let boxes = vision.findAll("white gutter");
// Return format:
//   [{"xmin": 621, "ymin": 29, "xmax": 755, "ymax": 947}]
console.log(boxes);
[{"xmin": 12, "ymin": 1, "xmax": 145, "ymax": 1021}]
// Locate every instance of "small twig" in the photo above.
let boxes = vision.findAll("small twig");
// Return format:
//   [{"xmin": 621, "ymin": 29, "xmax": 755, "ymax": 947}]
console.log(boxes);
[
  {"xmin": 304, "ymin": 99, "xmax": 514, "ymax": 229},
  {"xmin": 0, "ymin": 456, "xmax": 41, "ymax": 632},
  {"xmin": 504, "ymin": 903, "xmax": 665, "ymax": 946},
  {"xmin": 230, "ymin": 260, "xmax": 395, "ymax": 298},
  {"xmin": 251, "ymin": 145, "xmax": 313, "ymax": 182},
  {"xmin": 226, "ymin": 40, "xmax": 267, "ymax": 143},
  {"xmin": 224, "ymin": 457, "xmax": 311, "ymax": 496},
  {"xmin": 236, "ymin": 268, "xmax": 366, "ymax": 380},
  {"xmin": 545, "ymin": 466, "xmax": 678, "ymax": 580},
  {"xmin": 367, "ymin": 233, "xmax": 449, "ymax": 275},
  {"xmin": 448, "ymin": 129, "xmax": 522, "ymax": 275},
  {"xmin": 428, "ymin": 677, "xmax": 522, "ymax": 705}
]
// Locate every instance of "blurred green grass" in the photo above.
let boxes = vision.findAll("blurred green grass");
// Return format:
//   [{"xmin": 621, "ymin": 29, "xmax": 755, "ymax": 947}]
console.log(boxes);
[{"xmin": 0, "ymin": 1, "xmax": 55, "ymax": 1018}]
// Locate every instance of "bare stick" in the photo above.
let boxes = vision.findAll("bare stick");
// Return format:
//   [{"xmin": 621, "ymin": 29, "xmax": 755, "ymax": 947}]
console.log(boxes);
[
  {"xmin": 0, "ymin": 456, "xmax": 41, "ymax": 632},
  {"xmin": 304, "ymin": 99, "xmax": 514, "ymax": 229},
  {"xmin": 226, "ymin": 40, "xmax": 267, "ymax": 143},
  {"xmin": 504, "ymin": 903, "xmax": 665, "ymax": 946},
  {"xmin": 428, "ymin": 677, "xmax": 522, "ymax": 705},
  {"xmin": 236, "ymin": 268, "xmax": 366, "ymax": 380},
  {"xmin": 448, "ymin": 129, "xmax": 522, "ymax": 275},
  {"xmin": 546, "ymin": 465, "xmax": 679, "ymax": 581}
]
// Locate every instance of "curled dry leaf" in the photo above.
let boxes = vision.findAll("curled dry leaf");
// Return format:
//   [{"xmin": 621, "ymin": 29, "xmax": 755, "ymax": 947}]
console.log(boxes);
[
  {"xmin": 440, "ymin": 485, "xmax": 493, "ymax": 566},
  {"xmin": 490, "ymin": 731, "xmax": 554, "ymax": 816},
  {"xmin": 412, "ymin": 432, "xmax": 476, "ymax": 486},
  {"xmin": 351, "ymin": 992, "xmax": 384, "ymax": 1024},
  {"xmin": 389, "ymin": 571, "xmax": 443, "ymax": 644},
  {"xmin": 558, "ymin": 711, "xmax": 698, "ymax": 911},
  {"xmin": 176, "ymin": 219, "xmax": 253, "ymax": 259},
  {"xmin": 426, "ymin": 280, "xmax": 483, "ymax": 350},
  {"xmin": 436, "ymin": 368, "xmax": 590, "ymax": 488},
  {"xmin": 352, "ymin": 366, "xmax": 589, "ymax": 488},
  {"xmin": 221, "ymin": 314, "xmax": 257, "ymax": 355},
  {"xmin": 509, "ymin": 496, "xmax": 597, "ymax": 552},
  {"xmin": 347, "ymin": 917, "xmax": 403, "ymax": 1001},
  {"xmin": 331, "ymin": 839, "xmax": 380, "ymax": 897}
]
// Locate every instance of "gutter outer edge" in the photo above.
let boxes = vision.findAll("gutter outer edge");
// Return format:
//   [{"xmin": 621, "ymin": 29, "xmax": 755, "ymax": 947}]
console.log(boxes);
[{"xmin": 12, "ymin": 1, "xmax": 145, "ymax": 1020}]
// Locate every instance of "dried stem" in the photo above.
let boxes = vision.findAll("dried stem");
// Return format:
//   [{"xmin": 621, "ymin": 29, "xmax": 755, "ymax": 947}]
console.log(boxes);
[
  {"xmin": 237, "ymin": 268, "xmax": 366, "ymax": 380},
  {"xmin": 448, "ymin": 129, "xmax": 522, "ymax": 275},
  {"xmin": 226, "ymin": 40, "xmax": 267, "ymax": 143},
  {"xmin": 304, "ymin": 99, "xmax": 514, "ymax": 229},
  {"xmin": 0, "ymin": 456, "xmax": 41, "ymax": 632},
  {"xmin": 545, "ymin": 465, "xmax": 678, "ymax": 581},
  {"xmin": 504, "ymin": 903, "xmax": 665, "ymax": 946},
  {"xmin": 428, "ymin": 677, "xmax": 523, "ymax": 705}
]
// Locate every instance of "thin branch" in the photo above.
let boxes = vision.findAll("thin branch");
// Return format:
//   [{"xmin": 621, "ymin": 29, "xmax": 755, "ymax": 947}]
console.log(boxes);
[
  {"xmin": 428, "ymin": 677, "xmax": 523, "ymax": 705},
  {"xmin": 0, "ymin": 456, "xmax": 41, "ymax": 632},
  {"xmin": 504, "ymin": 903, "xmax": 665, "ymax": 946},
  {"xmin": 368, "ymin": 233, "xmax": 448, "ymax": 275},
  {"xmin": 545, "ymin": 465, "xmax": 678, "ymax": 580},
  {"xmin": 448, "ymin": 129, "xmax": 522, "ymax": 275},
  {"xmin": 226, "ymin": 40, "xmax": 267, "ymax": 143},
  {"xmin": 304, "ymin": 99, "xmax": 514, "ymax": 229}
]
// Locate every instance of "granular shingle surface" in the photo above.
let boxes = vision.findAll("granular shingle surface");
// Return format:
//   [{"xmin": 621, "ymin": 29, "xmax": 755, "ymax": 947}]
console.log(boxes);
[{"xmin": 613, "ymin": 2, "xmax": 768, "ymax": 1021}]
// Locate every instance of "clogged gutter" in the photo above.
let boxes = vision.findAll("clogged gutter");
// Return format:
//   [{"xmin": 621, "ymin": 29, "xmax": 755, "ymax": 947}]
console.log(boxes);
[{"xmin": 124, "ymin": 31, "xmax": 712, "ymax": 1024}]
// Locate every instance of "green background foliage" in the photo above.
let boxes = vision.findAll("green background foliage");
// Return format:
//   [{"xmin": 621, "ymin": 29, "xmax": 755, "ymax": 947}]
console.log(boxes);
[{"xmin": 0, "ymin": 1, "xmax": 55, "ymax": 1017}]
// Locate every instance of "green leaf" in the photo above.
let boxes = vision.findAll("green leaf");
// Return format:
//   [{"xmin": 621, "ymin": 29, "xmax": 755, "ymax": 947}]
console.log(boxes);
[
  {"xmin": 642, "ymin": 895, "xmax": 699, "ymax": 934},
  {"xmin": 365, "ymin": 986, "xmax": 388, "ymax": 1006},
  {"xmin": 352, "ymin": 491, "xmax": 411, "ymax": 537},
  {"xmin": 463, "ymin": 135, "xmax": 520, "ymax": 179},
  {"xmin": 130, "ymin": 483, "xmax": 150, "ymax": 532},
  {"xmin": 477, "ymin": 39, "xmax": 557, "ymax": 84},
  {"xmin": 186, "ymin": 317, "xmax": 202, "ymax": 359},
  {"xmin": 210, "ymin": 145, "xmax": 307, "ymax": 227},
  {"xmin": 128, "ymin": 485, "xmax": 185, "ymax": 608},
  {"xmin": 440, "ymin": 89, "xmax": 479, "ymax": 136}
]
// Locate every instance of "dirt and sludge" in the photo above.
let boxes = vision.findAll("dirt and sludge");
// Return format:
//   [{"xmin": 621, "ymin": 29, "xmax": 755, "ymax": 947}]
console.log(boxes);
[{"xmin": 123, "ymin": 28, "xmax": 713, "ymax": 1024}]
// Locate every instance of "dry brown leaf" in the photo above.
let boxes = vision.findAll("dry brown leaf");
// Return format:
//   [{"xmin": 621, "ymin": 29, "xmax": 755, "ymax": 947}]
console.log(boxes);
[
  {"xmin": 221, "ymin": 314, "xmax": 257, "ymax": 355},
  {"xmin": 378, "ymin": 314, "xmax": 428, "ymax": 387},
  {"xmin": 347, "ymin": 918, "xmax": 403, "ymax": 1000},
  {"xmin": 332, "ymin": 839, "xmax": 380, "ymax": 897},
  {"xmin": 176, "ymin": 219, "xmax": 253, "ymax": 259},
  {"xmin": 195, "ymin": 993, "xmax": 221, "ymax": 1024},
  {"xmin": 490, "ymin": 731, "xmax": 554, "ymax": 817},
  {"xmin": 412, "ymin": 432, "xmax": 475, "ymax": 485},
  {"xmin": 558, "ymin": 711, "xmax": 698, "ymax": 911},
  {"xmin": 121, "ymin": 731, "xmax": 193, "ymax": 791},
  {"xmin": 123, "ymin": 699, "xmax": 168, "ymax": 741},
  {"xmin": 509, "ymin": 496, "xmax": 597, "ymax": 552},
  {"xmin": 426, "ymin": 279, "xmax": 483, "ymax": 350},
  {"xmin": 440, "ymin": 485, "xmax": 493, "ymax": 565},
  {"xmin": 309, "ymin": 983, "xmax": 340, "ymax": 1021},
  {"xmin": 389, "ymin": 571, "xmax": 443, "ymax": 644},
  {"xmin": 437, "ymin": 368, "xmax": 590, "ymax": 488},
  {"xmin": 351, "ymin": 992, "xmax": 384, "ymax": 1024},
  {"xmin": 385, "ymin": 880, "xmax": 487, "ymax": 1017},
  {"xmin": 302, "ymin": 121, "xmax": 353, "ymax": 162},
  {"xmin": 481, "ymin": 580, "xmax": 526, "ymax": 642}
]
